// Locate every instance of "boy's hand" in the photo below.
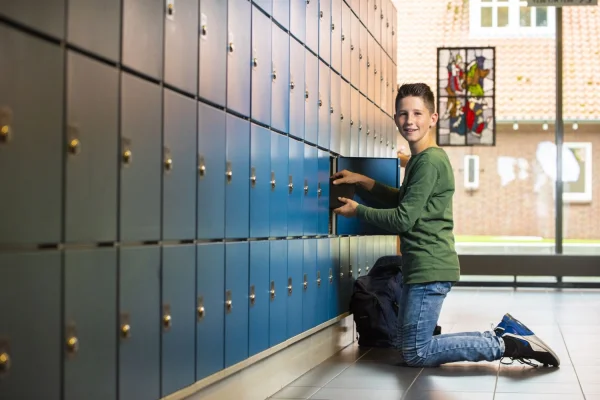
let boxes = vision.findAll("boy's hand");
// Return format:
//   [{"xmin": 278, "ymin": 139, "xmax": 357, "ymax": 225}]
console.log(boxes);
[
  {"xmin": 331, "ymin": 170, "xmax": 364, "ymax": 185},
  {"xmin": 333, "ymin": 197, "xmax": 359, "ymax": 217}
]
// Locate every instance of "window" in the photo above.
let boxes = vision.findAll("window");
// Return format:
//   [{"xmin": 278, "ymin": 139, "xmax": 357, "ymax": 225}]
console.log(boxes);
[{"xmin": 470, "ymin": 0, "xmax": 555, "ymax": 38}]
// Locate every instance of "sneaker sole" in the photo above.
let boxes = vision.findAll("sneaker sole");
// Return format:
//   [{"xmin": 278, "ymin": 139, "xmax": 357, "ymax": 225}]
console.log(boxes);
[{"xmin": 504, "ymin": 332, "xmax": 561, "ymax": 367}]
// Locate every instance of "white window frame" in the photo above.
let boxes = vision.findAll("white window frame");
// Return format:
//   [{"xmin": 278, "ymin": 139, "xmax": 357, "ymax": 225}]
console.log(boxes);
[{"xmin": 469, "ymin": 0, "xmax": 556, "ymax": 39}]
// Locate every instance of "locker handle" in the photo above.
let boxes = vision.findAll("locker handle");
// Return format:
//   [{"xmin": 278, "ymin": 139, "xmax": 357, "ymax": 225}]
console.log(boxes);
[
  {"xmin": 202, "ymin": 25, "xmax": 207, "ymax": 36},
  {"xmin": 197, "ymin": 296, "xmax": 206, "ymax": 320},
  {"xmin": 386, "ymin": 21, "xmax": 389, "ymax": 28},
  {"xmin": 392, "ymin": 29, "xmax": 395, "ymax": 36},
  {"xmin": 251, "ymin": 167, "xmax": 257, "ymax": 187},
  {"xmin": 329, "ymin": 268, "xmax": 333, "ymax": 283},
  {"xmin": 271, "ymin": 172, "xmax": 276, "ymax": 189},
  {"xmin": 330, "ymin": 106, "xmax": 334, "ymax": 114},
  {"xmin": 0, "ymin": 352, "xmax": 10, "ymax": 373},
  {"xmin": 270, "ymin": 281, "xmax": 276, "ymax": 300},
  {"xmin": 303, "ymin": 274, "xmax": 308, "ymax": 290},
  {"xmin": 67, "ymin": 124, "xmax": 81, "ymax": 154},
  {"xmin": 350, "ymin": 44, "xmax": 354, "ymax": 51},
  {"xmin": 250, "ymin": 285, "xmax": 256, "ymax": 306},
  {"xmin": 340, "ymin": 271, "xmax": 344, "ymax": 278},
  {"xmin": 341, "ymin": 114, "xmax": 344, "ymax": 121},
  {"xmin": 331, "ymin": 23, "xmax": 335, "ymax": 31},
  {"xmin": 305, "ymin": 90, "xmax": 309, "ymax": 100},
  {"xmin": 317, "ymin": 183, "xmax": 322, "ymax": 197},
  {"xmin": 121, "ymin": 324, "xmax": 131, "ymax": 339},
  {"xmin": 65, "ymin": 335, "xmax": 79, "ymax": 354},
  {"xmin": 359, "ymin": 124, "xmax": 363, "ymax": 131},
  {"xmin": 374, "ymin": 2, "xmax": 378, "ymax": 10},
  {"xmin": 342, "ymin": 34, "xmax": 345, "ymax": 41},
  {"xmin": 359, "ymin": 52, "xmax": 363, "ymax": 60},
  {"xmin": 288, "ymin": 175, "xmax": 294, "ymax": 193},
  {"xmin": 226, "ymin": 161, "xmax": 233, "ymax": 183},
  {"xmin": 375, "ymin": 68, "xmax": 378, "ymax": 75},
  {"xmin": 381, "ymin": 13, "xmax": 384, "ymax": 20},
  {"xmin": 167, "ymin": 1, "xmax": 174, "ymax": 16},
  {"xmin": 317, "ymin": 271, "xmax": 322, "ymax": 287},
  {"xmin": 318, "ymin": 98, "xmax": 323, "ymax": 107},
  {"xmin": 272, "ymin": 69, "xmax": 277, "ymax": 81},
  {"xmin": 320, "ymin": 10, "xmax": 323, "ymax": 19},
  {"xmin": 381, "ymin": 75, "xmax": 384, "ymax": 82},
  {"xmin": 0, "ymin": 125, "xmax": 10, "ymax": 143},
  {"xmin": 0, "ymin": 107, "xmax": 12, "ymax": 143},
  {"xmin": 306, "ymin": 0, "xmax": 310, "ymax": 4},
  {"xmin": 304, "ymin": 179, "xmax": 309, "ymax": 195},
  {"xmin": 68, "ymin": 138, "xmax": 81, "ymax": 155},
  {"xmin": 163, "ymin": 304, "xmax": 172, "ymax": 330},
  {"xmin": 358, "ymin": 268, "xmax": 362, "ymax": 275},
  {"xmin": 198, "ymin": 156, "xmax": 206, "ymax": 177},
  {"xmin": 226, "ymin": 290, "xmax": 233, "ymax": 312},
  {"xmin": 367, "ymin": 60, "xmax": 371, "ymax": 68},
  {"xmin": 365, "ymin": 263, "xmax": 370, "ymax": 272},
  {"xmin": 122, "ymin": 147, "xmax": 132, "ymax": 166},
  {"xmin": 229, "ymin": 42, "xmax": 235, "ymax": 53},
  {"xmin": 349, "ymin": 265, "xmax": 353, "ymax": 275},
  {"xmin": 253, "ymin": 57, "xmax": 258, "ymax": 68},
  {"xmin": 288, "ymin": 277, "xmax": 293, "ymax": 295},
  {"xmin": 164, "ymin": 147, "xmax": 173, "ymax": 172},
  {"xmin": 350, "ymin": 119, "xmax": 354, "ymax": 126},
  {"xmin": 290, "ymin": 81, "xmax": 295, "ymax": 90}
]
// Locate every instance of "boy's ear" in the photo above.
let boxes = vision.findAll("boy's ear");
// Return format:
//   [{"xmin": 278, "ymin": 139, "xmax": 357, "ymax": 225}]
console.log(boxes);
[{"xmin": 430, "ymin": 112, "xmax": 439, "ymax": 128}]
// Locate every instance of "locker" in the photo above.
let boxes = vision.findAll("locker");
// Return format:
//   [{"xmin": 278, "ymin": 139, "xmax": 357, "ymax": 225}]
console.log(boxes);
[
  {"xmin": 249, "ymin": 241, "xmax": 270, "ymax": 357},
  {"xmin": 339, "ymin": 237, "xmax": 351, "ymax": 314},
  {"xmin": 306, "ymin": 0, "xmax": 319, "ymax": 54},
  {"xmin": 302, "ymin": 239, "xmax": 317, "ymax": 330},
  {"xmin": 227, "ymin": 0, "xmax": 252, "ymax": 117},
  {"xmin": 364, "ymin": 236, "xmax": 374, "ymax": 274},
  {"xmin": 270, "ymin": 240, "xmax": 288, "ymax": 347},
  {"xmin": 303, "ymin": 144, "xmax": 319, "ymax": 236},
  {"xmin": 0, "ymin": 28, "xmax": 63, "ymax": 245},
  {"xmin": 197, "ymin": 103, "xmax": 226, "ymax": 239},
  {"xmin": 318, "ymin": 61, "xmax": 330, "ymax": 149},
  {"xmin": 196, "ymin": 243, "xmax": 225, "ymax": 380},
  {"xmin": 251, "ymin": 6, "xmax": 272, "ymax": 125},
  {"xmin": 290, "ymin": 0, "xmax": 306, "ymax": 43},
  {"xmin": 273, "ymin": 0, "xmax": 290, "ymax": 30},
  {"xmin": 254, "ymin": 0, "xmax": 272, "ymax": 14},
  {"xmin": 122, "ymin": 0, "xmax": 163, "ymax": 80},
  {"xmin": 340, "ymin": 80, "xmax": 351, "ymax": 156},
  {"xmin": 119, "ymin": 246, "xmax": 161, "ymax": 400},
  {"xmin": 250, "ymin": 124, "xmax": 271, "ymax": 238},
  {"xmin": 328, "ymin": 237, "xmax": 340, "ymax": 319},
  {"xmin": 367, "ymin": 101, "xmax": 374, "ymax": 157},
  {"xmin": 0, "ymin": 0, "xmax": 64, "ymax": 38},
  {"xmin": 373, "ymin": 0, "xmax": 381, "ymax": 45},
  {"xmin": 359, "ymin": 24, "xmax": 368, "ymax": 95},
  {"xmin": 319, "ymin": 0, "xmax": 331, "ymax": 65},
  {"xmin": 305, "ymin": 50, "xmax": 319, "ymax": 145},
  {"xmin": 163, "ymin": 89, "xmax": 197, "ymax": 241},
  {"xmin": 374, "ymin": 43, "xmax": 381, "ymax": 107},
  {"xmin": 316, "ymin": 238, "xmax": 330, "ymax": 325},
  {"xmin": 360, "ymin": 0, "xmax": 369, "ymax": 24},
  {"xmin": 357, "ymin": 236, "xmax": 366, "ymax": 277},
  {"xmin": 331, "ymin": 0, "xmax": 342, "ymax": 74},
  {"xmin": 120, "ymin": 73, "xmax": 161, "ymax": 242},
  {"xmin": 330, "ymin": 72, "xmax": 341, "ymax": 154},
  {"xmin": 350, "ymin": 87, "xmax": 360, "ymax": 157},
  {"xmin": 350, "ymin": 12, "xmax": 360, "ymax": 89},
  {"xmin": 289, "ymin": 37, "xmax": 306, "ymax": 140},
  {"xmin": 64, "ymin": 249, "xmax": 117, "ymax": 400},
  {"xmin": 367, "ymin": 0, "xmax": 375, "ymax": 35},
  {"xmin": 359, "ymin": 94, "xmax": 368, "ymax": 157},
  {"xmin": 161, "ymin": 245, "xmax": 196, "ymax": 397},
  {"xmin": 287, "ymin": 239, "xmax": 304, "ymax": 338},
  {"xmin": 271, "ymin": 132, "xmax": 289, "ymax": 237},
  {"xmin": 373, "ymin": 107, "xmax": 381, "ymax": 158},
  {"xmin": 272, "ymin": 25, "xmax": 291, "ymax": 134},
  {"xmin": 349, "ymin": 236, "xmax": 359, "ymax": 282},
  {"xmin": 65, "ymin": 51, "xmax": 118, "ymax": 243},
  {"xmin": 225, "ymin": 242, "xmax": 249, "ymax": 367},
  {"xmin": 378, "ymin": 235, "xmax": 386, "ymax": 258},
  {"xmin": 317, "ymin": 150, "xmax": 330, "ymax": 235},
  {"xmin": 351, "ymin": 0, "xmax": 360, "ymax": 15},
  {"xmin": 381, "ymin": 0, "xmax": 388, "ymax": 57},
  {"xmin": 392, "ymin": 5, "xmax": 398, "ymax": 62},
  {"xmin": 68, "ymin": 0, "xmax": 120, "ymax": 61},
  {"xmin": 367, "ymin": 35, "xmax": 375, "ymax": 101},
  {"xmin": 226, "ymin": 114, "xmax": 251, "ymax": 239},
  {"xmin": 199, "ymin": 0, "xmax": 227, "ymax": 107},
  {"xmin": 341, "ymin": 2, "xmax": 352, "ymax": 80},
  {"xmin": 164, "ymin": 0, "xmax": 199, "ymax": 95},
  {"xmin": 380, "ymin": 52, "xmax": 387, "ymax": 113},
  {"xmin": 0, "ymin": 253, "xmax": 58, "ymax": 400},
  {"xmin": 389, "ymin": 56, "xmax": 395, "ymax": 117},
  {"xmin": 287, "ymin": 138, "xmax": 305, "ymax": 237}
]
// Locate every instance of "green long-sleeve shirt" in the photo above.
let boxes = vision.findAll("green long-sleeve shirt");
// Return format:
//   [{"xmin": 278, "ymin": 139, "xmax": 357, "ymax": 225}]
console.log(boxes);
[{"xmin": 356, "ymin": 147, "xmax": 460, "ymax": 284}]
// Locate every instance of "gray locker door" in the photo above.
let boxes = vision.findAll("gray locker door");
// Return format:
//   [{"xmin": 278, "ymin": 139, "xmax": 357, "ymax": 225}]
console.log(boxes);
[
  {"xmin": 341, "ymin": 2, "xmax": 351, "ymax": 80},
  {"xmin": 289, "ymin": 0, "xmax": 306, "ymax": 43},
  {"xmin": 359, "ymin": 24, "xmax": 368, "ymax": 96},
  {"xmin": 350, "ymin": 12, "xmax": 360, "ymax": 89},
  {"xmin": 64, "ymin": 249, "xmax": 117, "ymax": 400},
  {"xmin": 227, "ymin": 0, "xmax": 252, "ymax": 117},
  {"xmin": 330, "ymin": 72, "xmax": 342, "ymax": 155},
  {"xmin": 340, "ymin": 80, "xmax": 351, "ymax": 156},
  {"xmin": 380, "ymin": 51, "xmax": 388, "ymax": 113},
  {"xmin": 163, "ymin": 89, "xmax": 197, "ymax": 241},
  {"xmin": 0, "ymin": 251, "xmax": 61, "ymax": 400},
  {"xmin": 199, "ymin": 0, "xmax": 227, "ymax": 107},
  {"xmin": 120, "ymin": 72, "xmax": 162, "ymax": 242},
  {"xmin": 318, "ymin": 0, "xmax": 331, "ymax": 65},
  {"xmin": 66, "ymin": 51, "xmax": 119, "ymax": 244},
  {"xmin": 374, "ymin": 0, "xmax": 382, "ymax": 45},
  {"xmin": 374, "ymin": 43, "xmax": 381, "ymax": 107},
  {"xmin": 368, "ymin": 34, "xmax": 375, "ymax": 101},
  {"xmin": 350, "ymin": 87, "xmax": 360, "ymax": 157},
  {"xmin": 289, "ymin": 37, "xmax": 305, "ymax": 140},
  {"xmin": 0, "ymin": 0, "xmax": 65, "ymax": 38},
  {"xmin": 254, "ymin": 0, "xmax": 272, "ymax": 15},
  {"xmin": 0, "ymin": 27, "xmax": 63, "ymax": 245},
  {"xmin": 271, "ymin": 24, "xmax": 290, "ymax": 134},
  {"xmin": 331, "ymin": 0, "xmax": 342, "ymax": 74},
  {"xmin": 122, "ymin": 0, "xmax": 164, "ymax": 80},
  {"xmin": 304, "ymin": 50, "xmax": 319, "ymax": 146},
  {"xmin": 251, "ymin": 6, "xmax": 273, "ymax": 126},
  {"xmin": 305, "ymin": 0, "xmax": 319, "ymax": 53},
  {"xmin": 360, "ymin": 0, "xmax": 369, "ymax": 26},
  {"xmin": 317, "ymin": 61, "xmax": 330, "ymax": 149},
  {"xmin": 359, "ymin": 94, "xmax": 368, "ymax": 157},
  {"xmin": 165, "ymin": 0, "xmax": 199, "ymax": 95},
  {"xmin": 366, "ymin": 100, "xmax": 374, "ymax": 157},
  {"xmin": 68, "ymin": 0, "xmax": 121, "ymax": 61},
  {"xmin": 381, "ymin": 0, "xmax": 388, "ymax": 59},
  {"xmin": 273, "ymin": 0, "xmax": 290, "ymax": 30}
]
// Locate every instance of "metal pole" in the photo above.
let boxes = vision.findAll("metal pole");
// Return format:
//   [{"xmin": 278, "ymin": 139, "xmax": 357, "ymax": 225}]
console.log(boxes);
[{"xmin": 556, "ymin": 7, "xmax": 563, "ymax": 255}]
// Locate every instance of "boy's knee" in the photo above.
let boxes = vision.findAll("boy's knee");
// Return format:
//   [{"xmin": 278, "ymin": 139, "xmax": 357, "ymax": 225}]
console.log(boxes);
[{"xmin": 402, "ymin": 348, "xmax": 426, "ymax": 368}]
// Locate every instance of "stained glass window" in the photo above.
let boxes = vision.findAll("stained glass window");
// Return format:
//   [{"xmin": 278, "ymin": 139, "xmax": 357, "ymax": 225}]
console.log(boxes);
[{"xmin": 437, "ymin": 47, "xmax": 496, "ymax": 146}]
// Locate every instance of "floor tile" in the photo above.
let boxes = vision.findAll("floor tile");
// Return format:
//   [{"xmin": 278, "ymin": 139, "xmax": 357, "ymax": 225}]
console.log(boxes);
[
  {"xmin": 493, "ymin": 394, "xmax": 585, "ymax": 400},
  {"xmin": 401, "ymin": 391, "xmax": 493, "ymax": 400},
  {"xmin": 270, "ymin": 386, "xmax": 321, "ymax": 399},
  {"xmin": 409, "ymin": 364, "xmax": 498, "ymax": 392},
  {"xmin": 309, "ymin": 387, "xmax": 405, "ymax": 400}
]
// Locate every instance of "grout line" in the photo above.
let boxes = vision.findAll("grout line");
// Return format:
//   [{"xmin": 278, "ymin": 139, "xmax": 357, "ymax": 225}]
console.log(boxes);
[
  {"xmin": 400, "ymin": 367, "xmax": 424, "ymax": 400},
  {"xmin": 557, "ymin": 322, "xmax": 586, "ymax": 398}
]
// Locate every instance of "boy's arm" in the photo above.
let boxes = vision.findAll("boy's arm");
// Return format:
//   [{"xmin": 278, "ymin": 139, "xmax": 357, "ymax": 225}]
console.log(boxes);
[
  {"xmin": 355, "ymin": 182, "xmax": 400, "ymax": 209},
  {"xmin": 355, "ymin": 161, "xmax": 437, "ymax": 233}
]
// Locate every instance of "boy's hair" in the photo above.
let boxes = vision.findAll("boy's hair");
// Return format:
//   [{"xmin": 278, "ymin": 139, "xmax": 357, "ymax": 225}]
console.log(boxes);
[{"xmin": 395, "ymin": 83, "xmax": 436, "ymax": 115}]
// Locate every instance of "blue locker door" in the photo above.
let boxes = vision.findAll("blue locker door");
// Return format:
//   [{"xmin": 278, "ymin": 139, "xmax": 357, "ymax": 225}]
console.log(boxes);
[
  {"xmin": 272, "ymin": 24, "xmax": 290, "ymax": 134},
  {"xmin": 122, "ymin": 0, "xmax": 163, "ymax": 80},
  {"xmin": 349, "ymin": 236, "xmax": 359, "ymax": 282},
  {"xmin": 350, "ymin": 87, "xmax": 360, "ymax": 157},
  {"xmin": 225, "ymin": 114, "xmax": 250, "ymax": 239},
  {"xmin": 64, "ymin": 249, "xmax": 117, "ymax": 400},
  {"xmin": 251, "ymin": 6, "xmax": 272, "ymax": 125},
  {"xmin": 289, "ymin": 37, "xmax": 305, "ymax": 141},
  {"xmin": 273, "ymin": 0, "xmax": 290, "ymax": 30},
  {"xmin": 161, "ymin": 245, "xmax": 196, "ymax": 397},
  {"xmin": 303, "ymin": 144, "xmax": 318, "ymax": 236},
  {"xmin": 65, "ymin": 50, "xmax": 118, "ymax": 244},
  {"xmin": 316, "ymin": 238, "xmax": 330, "ymax": 325},
  {"xmin": 328, "ymin": 237, "xmax": 340, "ymax": 319},
  {"xmin": 271, "ymin": 132, "xmax": 289, "ymax": 237},
  {"xmin": 164, "ymin": 0, "xmax": 198, "ymax": 95},
  {"xmin": 305, "ymin": 0, "xmax": 319, "ymax": 53},
  {"xmin": 269, "ymin": 240, "xmax": 288, "ymax": 347},
  {"xmin": 68, "ymin": 0, "xmax": 120, "ymax": 63},
  {"xmin": 199, "ymin": 0, "xmax": 227, "ymax": 107},
  {"xmin": 225, "ymin": 242, "xmax": 249, "ymax": 367},
  {"xmin": 359, "ymin": 94, "xmax": 368, "ymax": 157},
  {"xmin": 302, "ymin": 238, "xmax": 317, "ymax": 330},
  {"xmin": 196, "ymin": 243, "xmax": 225, "ymax": 380},
  {"xmin": 330, "ymin": 72, "xmax": 342, "ymax": 154},
  {"xmin": 289, "ymin": 0, "xmax": 306, "ymax": 43},
  {"xmin": 304, "ymin": 50, "xmax": 319, "ymax": 145},
  {"xmin": 287, "ymin": 239, "xmax": 304, "ymax": 338},
  {"xmin": 250, "ymin": 124, "xmax": 271, "ymax": 238},
  {"xmin": 319, "ymin": 0, "xmax": 331, "ymax": 64},
  {"xmin": 119, "ymin": 246, "xmax": 160, "ymax": 400},
  {"xmin": 120, "ymin": 72, "xmax": 161, "ymax": 242},
  {"xmin": 287, "ymin": 138, "xmax": 304, "ymax": 237},
  {"xmin": 317, "ymin": 149, "xmax": 330, "ymax": 235},
  {"xmin": 198, "ymin": 103, "xmax": 226, "ymax": 239},
  {"xmin": 331, "ymin": 0, "xmax": 342, "ymax": 74},
  {"xmin": 317, "ymin": 61, "xmax": 330, "ymax": 149},
  {"xmin": 350, "ymin": 13, "xmax": 360, "ymax": 89},
  {"xmin": 227, "ymin": 0, "xmax": 251, "ymax": 117},
  {"xmin": 0, "ymin": 252, "xmax": 61, "ymax": 400},
  {"xmin": 249, "ymin": 241, "xmax": 270, "ymax": 357},
  {"xmin": 341, "ymin": 2, "xmax": 351, "ymax": 80},
  {"xmin": 340, "ymin": 79, "xmax": 351, "ymax": 156},
  {"xmin": 339, "ymin": 237, "xmax": 351, "ymax": 314},
  {"xmin": 0, "ymin": 28, "xmax": 63, "ymax": 245},
  {"xmin": 163, "ymin": 89, "xmax": 197, "ymax": 241},
  {"xmin": 1, "ymin": 0, "xmax": 64, "ymax": 39}
]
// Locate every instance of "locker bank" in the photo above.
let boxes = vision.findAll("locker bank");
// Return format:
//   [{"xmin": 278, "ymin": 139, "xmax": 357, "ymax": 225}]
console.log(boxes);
[{"xmin": 0, "ymin": 0, "xmax": 400, "ymax": 399}]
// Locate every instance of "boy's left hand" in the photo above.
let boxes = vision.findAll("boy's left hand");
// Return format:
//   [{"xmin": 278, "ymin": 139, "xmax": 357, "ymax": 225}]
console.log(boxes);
[{"xmin": 333, "ymin": 197, "xmax": 359, "ymax": 217}]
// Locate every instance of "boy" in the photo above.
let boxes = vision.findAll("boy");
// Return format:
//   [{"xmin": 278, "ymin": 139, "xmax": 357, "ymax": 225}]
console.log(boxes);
[{"xmin": 331, "ymin": 83, "xmax": 560, "ymax": 368}]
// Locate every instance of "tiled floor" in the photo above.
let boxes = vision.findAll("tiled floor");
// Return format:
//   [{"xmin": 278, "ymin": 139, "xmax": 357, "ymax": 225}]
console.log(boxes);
[{"xmin": 269, "ymin": 287, "xmax": 600, "ymax": 400}]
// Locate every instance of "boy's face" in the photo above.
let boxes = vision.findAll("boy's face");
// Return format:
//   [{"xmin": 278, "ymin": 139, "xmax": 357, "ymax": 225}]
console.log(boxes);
[{"xmin": 395, "ymin": 96, "xmax": 438, "ymax": 145}]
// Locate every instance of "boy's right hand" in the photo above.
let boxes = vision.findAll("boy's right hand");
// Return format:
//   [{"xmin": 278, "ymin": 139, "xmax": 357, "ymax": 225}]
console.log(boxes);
[{"xmin": 331, "ymin": 170, "xmax": 363, "ymax": 185}]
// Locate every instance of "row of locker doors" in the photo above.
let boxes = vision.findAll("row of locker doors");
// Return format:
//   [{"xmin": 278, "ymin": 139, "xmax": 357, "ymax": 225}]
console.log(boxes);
[{"xmin": 0, "ymin": 236, "xmax": 397, "ymax": 400}]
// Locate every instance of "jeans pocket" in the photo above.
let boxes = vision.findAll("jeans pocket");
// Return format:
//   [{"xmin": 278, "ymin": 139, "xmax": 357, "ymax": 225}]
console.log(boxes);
[{"xmin": 431, "ymin": 281, "xmax": 452, "ymax": 295}]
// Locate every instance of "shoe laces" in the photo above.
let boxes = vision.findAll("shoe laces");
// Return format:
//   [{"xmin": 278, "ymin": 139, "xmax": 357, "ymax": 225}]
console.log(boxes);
[{"xmin": 500, "ymin": 357, "xmax": 539, "ymax": 368}]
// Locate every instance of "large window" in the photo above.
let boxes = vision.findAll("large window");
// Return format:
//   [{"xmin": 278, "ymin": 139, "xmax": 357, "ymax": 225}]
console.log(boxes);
[{"xmin": 470, "ymin": 0, "xmax": 555, "ymax": 38}]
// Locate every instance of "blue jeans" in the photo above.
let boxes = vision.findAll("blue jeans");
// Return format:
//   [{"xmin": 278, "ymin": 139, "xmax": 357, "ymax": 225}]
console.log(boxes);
[{"xmin": 396, "ymin": 281, "xmax": 505, "ymax": 367}]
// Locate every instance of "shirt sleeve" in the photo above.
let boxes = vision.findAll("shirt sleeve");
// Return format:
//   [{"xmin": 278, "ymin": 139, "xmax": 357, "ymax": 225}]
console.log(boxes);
[
  {"xmin": 355, "ymin": 181, "xmax": 399, "ymax": 209},
  {"xmin": 355, "ymin": 160, "xmax": 438, "ymax": 233}
]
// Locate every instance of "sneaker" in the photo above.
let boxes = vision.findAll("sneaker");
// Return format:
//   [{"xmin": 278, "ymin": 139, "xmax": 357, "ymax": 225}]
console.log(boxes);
[{"xmin": 495, "ymin": 313, "xmax": 560, "ymax": 367}]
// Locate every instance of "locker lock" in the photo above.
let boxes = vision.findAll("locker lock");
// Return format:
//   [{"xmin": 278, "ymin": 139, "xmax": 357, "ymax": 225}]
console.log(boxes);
[
  {"xmin": 350, "ymin": 44, "xmax": 354, "ymax": 51},
  {"xmin": 342, "ymin": 34, "xmax": 345, "ymax": 41},
  {"xmin": 320, "ymin": 10, "xmax": 323, "ymax": 19},
  {"xmin": 375, "ymin": 68, "xmax": 378, "ymax": 75},
  {"xmin": 340, "ymin": 269, "xmax": 344, "ymax": 278},
  {"xmin": 68, "ymin": 138, "xmax": 81, "ymax": 155},
  {"xmin": 272, "ymin": 69, "xmax": 277, "ymax": 81},
  {"xmin": 270, "ymin": 281, "xmax": 276, "ymax": 300},
  {"xmin": 197, "ymin": 297, "xmax": 206, "ymax": 320},
  {"xmin": 226, "ymin": 290, "xmax": 233, "ymax": 312},
  {"xmin": 290, "ymin": 81, "xmax": 295, "ymax": 90},
  {"xmin": 303, "ymin": 274, "xmax": 308, "ymax": 290},
  {"xmin": 163, "ymin": 305, "xmax": 172, "ymax": 330},
  {"xmin": 250, "ymin": 285, "xmax": 256, "ymax": 306},
  {"xmin": 374, "ymin": 2, "xmax": 378, "ymax": 10},
  {"xmin": 350, "ymin": 119, "xmax": 354, "ymax": 126},
  {"xmin": 288, "ymin": 175, "xmax": 294, "ymax": 193},
  {"xmin": 121, "ymin": 324, "xmax": 131, "ymax": 339},
  {"xmin": 229, "ymin": 42, "xmax": 235, "ymax": 53},
  {"xmin": 66, "ymin": 336, "xmax": 79, "ymax": 354},
  {"xmin": 330, "ymin": 106, "xmax": 334, "ymax": 114},
  {"xmin": 367, "ymin": 60, "xmax": 371, "ymax": 68},
  {"xmin": 329, "ymin": 268, "xmax": 333, "ymax": 283},
  {"xmin": 365, "ymin": 263, "xmax": 370, "ymax": 273},
  {"xmin": 271, "ymin": 172, "xmax": 276, "ymax": 189},
  {"xmin": 392, "ymin": 29, "xmax": 395, "ymax": 36},
  {"xmin": 0, "ymin": 352, "xmax": 10, "ymax": 373},
  {"xmin": 387, "ymin": 21, "xmax": 389, "ymax": 28},
  {"xmin": 304, "ymin": 179, "xmax": 309, "ymax": 195},
  {"xmin": 381, "ymin": 13, "xmax": 384, "ymax": 20},
  {"xmin": 164, "ymin": 150, "xmax": 173, "ymax": 172},
  {"xmin": 198, "ymin": 156, "xmax": 206, "ymax": 177},
  {"xmin": 331, "ymin": 23, "xmax": 335, "ymax": 31},
  {"xmin": 305, "ymin": 90, "xmax": 309, "ymax": 100},
  {"xmin": 167, "ymin": 1, "xmax": 174, "ymax": 16},
  {"xmin": 319, "ymin": 98, "xmax": 323, "ymax": 107},
  {"xmin": 317, "ymin": 183, "xmax": 322, "ymax": 197},
  {"xmin": 122, "ymin": 149, "xmax": 132, "ymax": 165},
  {"xmin": 202, "ymin": 25, "xmax": 207, "ymax": 36},
  {"xmin": 288, "ymin": 277, "xmax": 293, "ymax": 295},
  {"xmin": 0, "ymin": 125, "xmax": 10, "ymax": 143},
  {"xmin": 349, "ymin": 265, "xmax": 353, "ymax": 275},
  {"xmin": 359, "ymin": 52, "xmax": 363, "ymax": 60},
  {"xmin": 226, "ymin": 162, "xmax": 233, "ymax": 183},
  {"xmin": 0, "ymin": 106, "xmax": 13, "ymax": 143},
  {"xmin": 317, "ymin": 271, "xmax": 322, "ymax": 287},
  {"xmin": 251, "ymin": 167, "xmax": 257, "ymax": 187},
  {"xmin": 253, "ymin": 58, "xmax": 258, "ymax": 68},
  {"xmin": 341, "ymin": 113, "xmax": 344, "ymax": 121}
]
